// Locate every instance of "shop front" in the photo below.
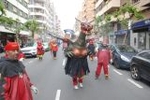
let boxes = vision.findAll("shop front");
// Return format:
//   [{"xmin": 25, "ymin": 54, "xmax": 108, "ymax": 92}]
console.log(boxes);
[
  {"xmin": 0, "ymin": 26, "xmax": 15, "ymax": 46},
  {"xmin": 131, "ymin": 18, "xmax": 150, "ymax": 50},
  {"xmin": 114, "ymin": 29, "xmax": 130, "ymax": 45}
]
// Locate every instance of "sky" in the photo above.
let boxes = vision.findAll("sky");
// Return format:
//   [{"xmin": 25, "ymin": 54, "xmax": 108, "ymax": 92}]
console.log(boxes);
[{"xmin": 51, "ymin": 0, "xmax": 84, "ymax": 30}]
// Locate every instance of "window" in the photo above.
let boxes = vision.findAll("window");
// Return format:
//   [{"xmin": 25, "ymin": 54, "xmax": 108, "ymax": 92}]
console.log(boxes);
[
  {"xmin": 3, "ymin": 0, "xmax": 9, "ymax": 9},
  {"xmin": 138, "ymin": 33, "xmax": 146, "ymax": 50},
  {"xmin": 20, "ymin": 11, "xmax": 23, "ymax": 16},
  {"xmin": 12, "ymin": 7, "xmax": 17, "ymax": 13},
  {"xmin": 134, "ymin": 38, "xmax": 136, "ymax": 46},
  {"xmin": 132, "ymin": 0, "xmax": 140, "ymax": 4}
]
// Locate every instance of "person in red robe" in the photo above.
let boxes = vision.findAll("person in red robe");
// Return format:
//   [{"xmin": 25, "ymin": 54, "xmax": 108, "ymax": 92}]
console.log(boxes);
[
  {"xmin": 37, "ymin": 41, "xmax": 44, "ymax": 60},
  {"xmin": 50, "ymin": 39, "xmax": 58, "ymax": 60},
  {"xmin": 95, "ymin": 41, "xmax": 111, "ymax": 80},
  {"xmin": 0, "ymin": 42, "xmax": 38, "ymax": 100}
]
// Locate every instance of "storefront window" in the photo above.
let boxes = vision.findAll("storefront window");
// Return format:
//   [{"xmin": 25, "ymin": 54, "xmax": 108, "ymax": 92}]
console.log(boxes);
[
  {"xmin": 138, "ymin": 33, "xmax": 146, "ymax": 50},
  {"xmin": 134, "ymin": 38, "xmax": 136, "ymax": 46}
]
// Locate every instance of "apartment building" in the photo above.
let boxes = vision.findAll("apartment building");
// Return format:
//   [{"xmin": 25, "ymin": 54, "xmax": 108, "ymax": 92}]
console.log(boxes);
[
  {"xmin": 95, "ymin": 0, "xmax": 150, "ymax": 50},
  {"xmin": 82, "ymin": 0, "xmax": 95, "ymax": 21},
  {"xmin": 75, "ymin": 0, "xmax": 95, "ymax": 40},
  {"xmin": 28, "ymin": 0, "xmax": 55, "ymax": 41},
  {"xmin": 130, "ymin": 0, "xmax": 150, "ymax": 50},
  {"xmin": 95, "ymin": 0, "xmax": 127, "ymax": 44},
  {"xmin": 0, "ymin": 0, "xmax": 29, "ymax": 46}
]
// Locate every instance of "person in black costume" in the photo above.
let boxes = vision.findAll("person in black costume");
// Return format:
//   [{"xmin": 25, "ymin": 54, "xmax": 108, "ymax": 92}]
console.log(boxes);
[{"xmin": 87, "ymin": 39, "xmax": 95, "ymax": 61}]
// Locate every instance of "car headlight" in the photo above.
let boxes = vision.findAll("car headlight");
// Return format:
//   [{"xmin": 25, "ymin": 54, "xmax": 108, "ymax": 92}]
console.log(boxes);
[{"xmin": 121, "ymin": 55, "xmax": 130, "ymax": 62}]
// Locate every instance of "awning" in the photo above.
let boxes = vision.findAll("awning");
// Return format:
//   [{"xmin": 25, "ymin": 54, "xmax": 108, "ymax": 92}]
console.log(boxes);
[
  {"xmin": 0, "ymin": 26, "xmax": 14, "ymax": 34},
  {"xmin": 131, "ymin": 19, "xmax": 150, "ymax": 32},
  {"xmin": 115, "ymin": 30, "xmax": 129, "ymax": 36}
]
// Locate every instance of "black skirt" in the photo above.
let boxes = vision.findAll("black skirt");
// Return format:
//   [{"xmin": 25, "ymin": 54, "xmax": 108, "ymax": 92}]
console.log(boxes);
[{"xmin": 64, "ymin": 56, "xmax": 90, "ymax": 77}]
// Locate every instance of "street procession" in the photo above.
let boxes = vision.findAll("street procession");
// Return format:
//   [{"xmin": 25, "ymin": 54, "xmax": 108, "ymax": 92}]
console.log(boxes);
[{"xmin": 0, "ymin": 0, "xmax": 150, "ymax": 100}]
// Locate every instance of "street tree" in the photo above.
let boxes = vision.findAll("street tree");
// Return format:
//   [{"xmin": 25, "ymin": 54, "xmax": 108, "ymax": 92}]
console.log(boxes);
[
  {"xmin": 0, "ymin": 16, "xmax": 26, "ymax": 43},
  {"xmin": 0, "ymin": 0, "xmax": 5, "ymax": 17},
  {"xmin": 13, "ymin": 19, "xmax": 25, "ymax": 43},
  {"xmin": 24, "ymin": 19, "xmax": 39, "ymax": 40},
  {"xmin": 95, "ymin": 0, "xmax": 144, "ymax": 44},
  {"xmin": 112, "ymin": 1, "xmax": 144, "ymax": 44},
  {"xmin": 94, "ymin": 14, "xmax": 113, "ymax": 43}
]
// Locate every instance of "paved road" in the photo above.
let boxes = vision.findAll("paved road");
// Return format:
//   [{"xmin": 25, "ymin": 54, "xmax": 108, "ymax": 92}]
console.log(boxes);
[{"xmin": 23, "ymin": 48, "xmax": 150, "ymax": 100}]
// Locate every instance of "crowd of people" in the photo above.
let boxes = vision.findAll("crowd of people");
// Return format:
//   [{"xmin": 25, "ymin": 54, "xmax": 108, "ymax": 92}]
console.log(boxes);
[
  {"xmin": 0, "ymin": 22, "xmax": 112, "ymax": 100},
  {"xmin": 0, "ymin": 39, "xmax": 111, "ymax": 100}
]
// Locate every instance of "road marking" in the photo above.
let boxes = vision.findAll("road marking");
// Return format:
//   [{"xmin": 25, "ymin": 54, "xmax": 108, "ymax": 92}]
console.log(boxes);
[
  {"xmin": 55, "ymin": 89, "xmax": 61, "ymax": 100},
  {"xmin": 127, "ymin": 79, "xmax": 143, "ymax": 89},
  {"xmin": 113, "ymin": 69, "xmax": 123, "ymax": 75},
  {"xmin": 28, "ymin": 61, "xmax": 33, "ymax": 63}
]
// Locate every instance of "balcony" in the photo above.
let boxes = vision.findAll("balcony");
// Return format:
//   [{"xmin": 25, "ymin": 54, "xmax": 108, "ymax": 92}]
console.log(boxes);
[
  {"xmin": 142, "ymin": 0, "xmax": 150, "ymax": 7},
  {"xmin": 132, "ymin": 0, "xmax": 150, "ymax": 11},
  {"xmin": 96, "ymin": 0, "xmax": 121, "ymax": 16}
]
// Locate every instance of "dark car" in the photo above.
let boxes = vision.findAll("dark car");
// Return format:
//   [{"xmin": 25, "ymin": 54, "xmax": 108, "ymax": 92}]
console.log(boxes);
[
  {"xmin": 109, "ymin": 44, "xmax": 138, "ymax": 69},
  {"xmin": 130, "ymin": 50, "xmax": 150, "ymax": 82},
  {"xmin": 0, "ymin": 45, "xmax": 4, "ymax": 53}
]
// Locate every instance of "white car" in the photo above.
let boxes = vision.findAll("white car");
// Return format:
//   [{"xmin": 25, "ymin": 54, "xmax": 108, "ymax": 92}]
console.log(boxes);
[
  {"xmin": 21, "ymin": 42, "xmax": 37, "ymax": 57},
  {"xmin": 42, "ymin": 42, "xmax": 49, "ymax": 52}
]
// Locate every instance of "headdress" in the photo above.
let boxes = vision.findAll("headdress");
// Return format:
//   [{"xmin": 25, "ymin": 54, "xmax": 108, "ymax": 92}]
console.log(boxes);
[{"xmin": 5, "ymin": 42, "xmax": 19, "ymax": 51}]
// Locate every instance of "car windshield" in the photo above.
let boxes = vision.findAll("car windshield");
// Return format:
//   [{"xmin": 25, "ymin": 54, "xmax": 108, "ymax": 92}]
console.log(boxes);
[
  {"xmin": 43, "ymin": 42, "xmax": 48, "ymax": 46},
  {"xmin": 117, "ymin": 45, "xmax": 136, "ymax": 53},
  {"xmin": 24, "ymin": 42, "xmax": 37, "ymax": 47}
]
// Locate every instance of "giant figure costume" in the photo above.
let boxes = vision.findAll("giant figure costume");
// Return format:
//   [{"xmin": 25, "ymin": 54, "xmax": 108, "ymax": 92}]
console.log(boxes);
[{"xmin": 49, "ymin": 19, "xmax": 93, "ymax": 89}]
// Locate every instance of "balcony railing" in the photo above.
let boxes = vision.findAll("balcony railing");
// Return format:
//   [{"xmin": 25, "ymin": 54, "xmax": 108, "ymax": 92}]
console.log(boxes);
[{"xmin": 96, "ymin": 0, "xmax": 121, "ymax": 16}]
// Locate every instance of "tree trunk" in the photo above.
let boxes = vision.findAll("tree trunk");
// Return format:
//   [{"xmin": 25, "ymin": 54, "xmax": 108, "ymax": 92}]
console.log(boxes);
[{"xmin": 32, "ymin": 31, "xmax": 34, "ymax": 39}]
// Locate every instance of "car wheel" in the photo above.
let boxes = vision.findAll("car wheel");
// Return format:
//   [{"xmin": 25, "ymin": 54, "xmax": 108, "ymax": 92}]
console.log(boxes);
[
  {"xmin": 114, "ymin": 59, "xmax": 120, "ymax": 69},
  {"xmin": 130, "ymin": 65, "xmax": 140, "ymax": 80}
]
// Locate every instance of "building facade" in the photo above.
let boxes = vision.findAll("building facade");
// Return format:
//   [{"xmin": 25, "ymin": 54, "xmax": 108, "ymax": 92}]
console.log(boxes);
[
  {"xmin": 0, "ymin": 0, "xmax": 29, "ymax": 46},
  {"xmin": 75, "ymin": 0, "xmax": 95, "ymax": 32},
  {"xmin": 28, "ymin": 0, "xmax": 55, "ymax": 41},
  {"xmin": 130, "ymin": 0, "xmax": 150, "ymax": 51},
  {"xmin": 94, "ymin": 0, "xmax": 150, "ymax": 51}
]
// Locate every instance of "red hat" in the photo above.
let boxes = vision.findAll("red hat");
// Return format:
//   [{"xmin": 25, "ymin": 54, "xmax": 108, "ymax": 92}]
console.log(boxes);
[{"xmin": 5, "ymin": 42, "xmax": 19, "ymax": 51}]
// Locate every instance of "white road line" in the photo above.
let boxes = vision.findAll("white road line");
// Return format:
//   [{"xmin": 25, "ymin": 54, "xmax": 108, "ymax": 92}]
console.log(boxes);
[
  {"xmin": 28, "ymin": 61, "xmax": 33, "ymax": 63},
  {"xmin": 113, "ymin": 69, "xmax": 123, "ymax": 75},
  {"xmin": 127, "ymin": 79, "xmax": 143, "ymax": 89},
  {"xmin": 55, "ymin": 89, "xmax": 61, "ymax": 100}
]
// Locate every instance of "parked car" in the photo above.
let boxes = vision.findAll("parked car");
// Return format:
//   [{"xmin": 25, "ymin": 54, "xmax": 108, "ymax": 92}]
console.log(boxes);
[
  {"xmin": 43, "ymin": 42, "xmax": 49, "ymax": 52},
  {"xmin": 20, "ymin": 42, "xmax": 37, "ymax": 57},
  {"xmin": 130, "ymin": 50, "xmax": 150, "ymax": 82},
  {"xmin": 109, "ymin": 44, "xmax": 138, "ymax": 69},
  {"xmin": 0, "ymin": 45, "xmax": 4, "ymax": 53}
]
